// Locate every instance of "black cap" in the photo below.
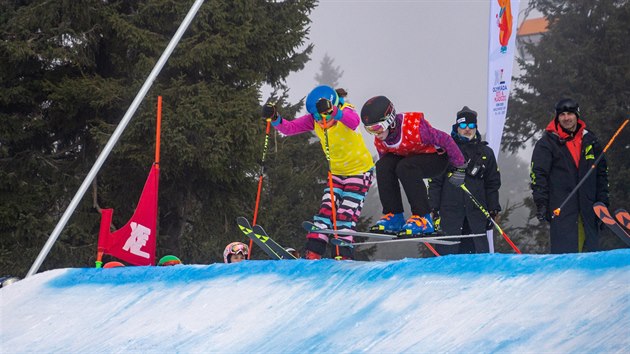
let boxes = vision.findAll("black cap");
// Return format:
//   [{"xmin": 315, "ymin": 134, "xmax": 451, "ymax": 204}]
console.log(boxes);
[{"xmin": 456, "ymin": 106, "xmax": 477, "ymax": 125}]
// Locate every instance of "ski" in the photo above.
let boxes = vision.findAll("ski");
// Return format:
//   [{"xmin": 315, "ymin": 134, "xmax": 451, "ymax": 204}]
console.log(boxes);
[
  {"xmin": 302, "ymin": 221, "xmax": 396, "ymax": 240},
  {"xmin": 237, "ymin": 217, "xmax": 294, "ymax": 260},
  {"xmin": 614, "ymin": 209, "xmax": 630, "ymax": 231},
  {"xmin": 329, "ymin": 237, "xmax": 458, "ymax": 248},
  {"xmin": 251, "ymin": 224, "xmax": 297, "ymax": 260},
  {"xmin": 302, "ymin": 220, "xmax": 482, "ymax": 241},
  {"xmin": 329, "ymin": 233, "xmax": 489, "ymax": 248},
  {"xmin": 593, "ymin": 203, "xmax": 630, "ymax": 246}
]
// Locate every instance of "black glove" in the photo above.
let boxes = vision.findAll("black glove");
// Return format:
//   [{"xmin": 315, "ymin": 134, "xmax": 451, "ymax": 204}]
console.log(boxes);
[
  {"xmin": 448, "ymin": 163, "xmax": 467, "ymax": 187},
  {"xmin": 487, "ymin": 210, "xmax": 498, "ymax": 231},
  {"xmin": 261, "ymin": 103, "xmax": 277, "ymax": 120},
  {"xmin": 536, "ymin": 204, "xmax": 548, "ymax": 223},
  {"xmin": 316, "ymin": 98, "xmax": 342, "ymax": 121}
]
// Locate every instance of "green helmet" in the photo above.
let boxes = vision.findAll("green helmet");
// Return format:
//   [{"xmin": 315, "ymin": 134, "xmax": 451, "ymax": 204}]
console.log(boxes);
[{"xmin": 158, "ymin": 255, "xmax": 182, "ymax": 266}]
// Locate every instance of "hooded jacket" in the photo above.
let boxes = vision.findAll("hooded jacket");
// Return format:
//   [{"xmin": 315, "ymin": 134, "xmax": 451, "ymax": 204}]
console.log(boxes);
[{"xmin": 530, "ymin": 117, "xmax": 609, "ymax": 253}]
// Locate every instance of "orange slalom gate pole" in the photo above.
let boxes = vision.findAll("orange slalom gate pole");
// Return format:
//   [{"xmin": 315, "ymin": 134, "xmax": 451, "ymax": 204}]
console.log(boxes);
[{"xmin": 155, "ymin": 96, "xmax": 162, "ymax": 166}]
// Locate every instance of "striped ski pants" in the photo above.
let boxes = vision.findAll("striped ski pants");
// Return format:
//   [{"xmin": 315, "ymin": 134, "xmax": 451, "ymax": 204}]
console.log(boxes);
[{"xmin": 307, "ymin": 168, "xmax": 375, "ymax": 244}]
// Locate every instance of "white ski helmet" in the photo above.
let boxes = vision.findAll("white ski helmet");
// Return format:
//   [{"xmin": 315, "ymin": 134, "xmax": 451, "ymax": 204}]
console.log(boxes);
[{"xmin": 223, "ymin": 242, "xmax": 249, "ymax": 263}]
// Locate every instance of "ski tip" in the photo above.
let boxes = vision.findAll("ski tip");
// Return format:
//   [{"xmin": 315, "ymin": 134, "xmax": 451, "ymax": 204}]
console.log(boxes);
[
  {"xmin": 593, "ymin": 203, "xmax": 614, "ymax": 219},
  {"xmin": 302, "ymin": 221, "xmax": 316, "ymax": 232},
  {"xmin": 613, "ymin": 208, "xmax": 630, "ymax": 230},
  {"xmin": 330, "ymin": 238, "xmax": 353, "ymax": 248}
]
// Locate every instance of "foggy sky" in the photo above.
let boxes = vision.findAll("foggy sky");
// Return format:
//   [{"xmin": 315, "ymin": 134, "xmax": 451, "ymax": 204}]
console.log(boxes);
[
  {"xmin": 271, "ymin": 0, "xmax": 537, "ymax": 227},
  {"xmin": 280, "ymin": 0, "xmax": 533, "ymax": 137}
]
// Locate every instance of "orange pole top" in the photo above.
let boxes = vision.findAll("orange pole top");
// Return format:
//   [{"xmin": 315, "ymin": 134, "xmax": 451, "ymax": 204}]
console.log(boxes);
[{"xmin": 155, "ymin": 96, "xmax": 162, "ymax": 165}]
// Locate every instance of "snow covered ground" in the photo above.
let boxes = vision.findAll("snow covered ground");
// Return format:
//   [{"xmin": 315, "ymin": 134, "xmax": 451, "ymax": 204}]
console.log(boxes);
[{"xmin": 2, "ymin": 249, "xmax": 629, "ymax": 353}]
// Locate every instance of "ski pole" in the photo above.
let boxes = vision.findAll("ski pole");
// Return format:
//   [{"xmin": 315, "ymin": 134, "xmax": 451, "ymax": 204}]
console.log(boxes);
[
  {"xmin": 460, "ymin": 184, "xmax": 521, "ymax": 254},
  {"xmin": 553, "ymin": 119, "xmax": 628, "ymax": 218},
  {"xmin": 321, "ymin": 115, "xmax": 341, "ymax": 259},
  {"xmin": 248, "ymin": 117, "xmax": 273, "ymax": 259},
  {"xmin": 421, "ymin": 231, "xmax": 441, "ymax": 257}
]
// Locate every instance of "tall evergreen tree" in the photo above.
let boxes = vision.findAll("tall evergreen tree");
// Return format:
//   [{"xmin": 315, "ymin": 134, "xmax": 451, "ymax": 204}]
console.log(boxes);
[
  {"xmin": 0, "ymin": 0, "xmax": 317, "ymax": 275},
  {"xmin": 314, "ymin": 53, "xmax": 344, "ymax": 87},
  {"xmin": 505, "ymin": 0, "xmax": 629, "ymax": 250}
]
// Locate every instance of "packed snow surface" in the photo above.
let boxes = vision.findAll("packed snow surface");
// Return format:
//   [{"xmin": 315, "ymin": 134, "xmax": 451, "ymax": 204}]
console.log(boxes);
[{"xmin": 2, "ymin": 250, "xmax": 629, "ymax": 353}]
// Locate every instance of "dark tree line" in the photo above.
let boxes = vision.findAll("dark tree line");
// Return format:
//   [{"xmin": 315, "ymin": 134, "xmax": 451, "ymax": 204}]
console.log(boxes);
[
  {"xmin": 2, "ymin": 0, "xmax": 628, "ymax": 276},
  {"xmin": 504, "ymin": 0, "xmax": 630, "ymax": 251},
  {"xmin": 0, "ymin": 0, "xmax": 321, "ymax": 276}
]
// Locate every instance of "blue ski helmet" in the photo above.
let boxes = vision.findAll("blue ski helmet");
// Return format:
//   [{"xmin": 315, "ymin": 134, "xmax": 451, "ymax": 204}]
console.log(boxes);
[{"xmin": 306, "ymin": 85, "xmax": 339, "ymax": 117}]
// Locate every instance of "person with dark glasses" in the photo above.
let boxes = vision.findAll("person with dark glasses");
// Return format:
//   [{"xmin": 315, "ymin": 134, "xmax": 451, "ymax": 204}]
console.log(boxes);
[
  {"xmin": 262, "ymin": 86, "xmax": 375, "ymax": 260},
  {"xmin": 428, "ymin": 106, "xmax": 502, "ymax": 254},
  {"xmin": 530, "ymin": 98, "xmax": 609, "ymax": 254},
  {"xmin": 360, "ymin": 96, "xmax": 467, "ymax": 237}
]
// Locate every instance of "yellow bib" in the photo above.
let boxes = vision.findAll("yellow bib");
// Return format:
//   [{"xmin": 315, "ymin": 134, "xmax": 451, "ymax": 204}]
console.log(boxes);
[{"xmin": 314, "ymin": 119, "xmax": 374, "ymax": 176}]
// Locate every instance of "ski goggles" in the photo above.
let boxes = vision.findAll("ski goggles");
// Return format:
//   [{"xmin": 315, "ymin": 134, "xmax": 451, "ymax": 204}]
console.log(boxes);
[
  {"xmin": 458, "ymin": 122, "xmax": 477, "ymax": 129},
  {"xmin": 313, "ymin": 107, "xmax": 336, "ymax": 122},
  {"xmin": 556, "ymin": 103, "xmax": 579, "ymax": 115},
  {"xmin": 364, "ymin": 111, "xmax": 396, "ymax": 135},
  {"xmin": 230, "ymin": 243, "xmax": 249, "ymax": 255}
]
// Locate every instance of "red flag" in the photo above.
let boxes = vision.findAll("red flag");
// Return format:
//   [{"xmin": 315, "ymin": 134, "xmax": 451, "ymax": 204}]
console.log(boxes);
[{"xmin": 97, "ymin": 164, "xmax": 159, "ymax": 266}]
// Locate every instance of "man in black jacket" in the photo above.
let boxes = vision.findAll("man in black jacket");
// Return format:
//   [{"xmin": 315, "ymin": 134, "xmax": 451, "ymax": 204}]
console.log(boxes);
[
  {"xmin": 530, "ymin": 98, "xmax": 609, "ymax": 253},
  {"xmin": 428, "ymin": 106, "xmax": 501, "ymax": 254}
]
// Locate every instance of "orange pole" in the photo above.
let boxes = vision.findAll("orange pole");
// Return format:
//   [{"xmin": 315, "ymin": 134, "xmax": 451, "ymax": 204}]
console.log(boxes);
[
  {"xmin": 249, "ymin": 174, "xmax": 264, "ymax": 258},
  {"xmin": 155, "ymin": 96, "xmax": 162, "ymax": 165},
  {"xmin": 248, "ymin": 118, "xmax": 272, "ymax": 258},
  {"xmin": 252, "ymin": 176, "xmax": 265, "ymax": 226},
  {"xmin": 321, "ymin": 116, "xmax": 340, "ymax": 258},
  {"xmin": 553, "ymin": 119, "xmax": 628, "ymax": 217},
  {"xmin": 423, "ymin": 241, "xmax": 440, "ymax": 257},
  {"xmin": 95, "ymin": 251, "xmax": 104, "ymax": 268}
]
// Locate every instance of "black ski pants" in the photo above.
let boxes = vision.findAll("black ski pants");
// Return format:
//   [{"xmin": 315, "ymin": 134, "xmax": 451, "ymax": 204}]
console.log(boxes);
[{"xmin": 376, "ymin": 153, "xmax": 449, "ymax": 216}]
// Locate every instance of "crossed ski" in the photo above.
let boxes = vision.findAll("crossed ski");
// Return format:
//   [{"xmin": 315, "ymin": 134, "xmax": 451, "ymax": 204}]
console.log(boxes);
[
  {"xmin": 237, "ymin": 217, "xmax": 297, "ymax": 260},
  {"xmin": 614, "ymin": 208, "xmax": 630, "ymax": 231},
  {"xmin": 593, "ymin": 203, "xmax": 630, "ymax": 246},
  {"xmin": 302, "ymin": 221, "xmax": 486, "ymax": 248}
]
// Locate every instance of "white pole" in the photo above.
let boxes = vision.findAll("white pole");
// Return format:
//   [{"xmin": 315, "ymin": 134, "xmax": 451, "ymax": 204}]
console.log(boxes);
[{"xmin": 26, "ymin": 0, "xmax": 206, "ymax": 277}]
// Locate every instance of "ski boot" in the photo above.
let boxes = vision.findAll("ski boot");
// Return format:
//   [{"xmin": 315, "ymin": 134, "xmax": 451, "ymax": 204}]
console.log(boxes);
[
  {"xmin": 332, "ymin": 242, "xmax": 354, "ymax": 260},
  {"xmin": 304, "ymin": 238, "xmax": 327, "ymax": 260},
  {"xmin": 369, "ymin": 212, "xmax": 405, "ymax": 234},
  {"xmin": 400, "ymin": 213, "xmax": 435, "ymax": 237},
  {"xmin": 304, "ymin": 250, "xmax": 322, "ymax": 260}
]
